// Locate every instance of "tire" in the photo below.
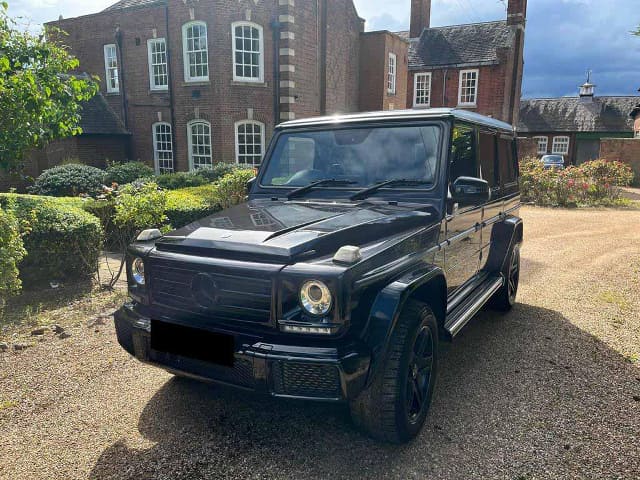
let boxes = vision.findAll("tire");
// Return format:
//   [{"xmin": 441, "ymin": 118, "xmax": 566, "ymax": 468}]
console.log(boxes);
[
  {"xmin": 490, "ymin": 243, "xmax": 521, "ymax": 312},
  {"xmin": 350, "ymin": 300, "xmax": 439, "ymax": 444}
]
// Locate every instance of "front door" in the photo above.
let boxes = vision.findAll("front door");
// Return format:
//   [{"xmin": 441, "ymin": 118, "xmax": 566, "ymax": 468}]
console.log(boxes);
[{"xmin": 445, "ymin": 124, "xmax": 482, "ymax": 297}]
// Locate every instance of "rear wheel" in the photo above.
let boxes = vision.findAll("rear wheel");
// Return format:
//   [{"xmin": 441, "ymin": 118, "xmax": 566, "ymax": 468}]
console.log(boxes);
[
  {"xmin": 350, "ymin": 300, "xmax": 438, "ymax": 443},
  {"xmin": 490, "ymin": 243, "xmax": 521, "ymax": 311}
]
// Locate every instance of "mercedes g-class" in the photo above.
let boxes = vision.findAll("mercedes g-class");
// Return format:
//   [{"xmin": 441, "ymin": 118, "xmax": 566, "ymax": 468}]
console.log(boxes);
[{"xmin": 115, "ymin": 108, "xmax": 523, "ymax": 443}]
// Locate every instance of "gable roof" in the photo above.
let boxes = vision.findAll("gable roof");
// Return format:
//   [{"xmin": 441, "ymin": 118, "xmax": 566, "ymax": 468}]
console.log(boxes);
[
  {"xmin": 79, "ymin": 93, "xmax": 129, "ymax": 135},
  {"xmin": 398, "ymin": 20, "xmax": 513, "ymax": 70},
  {"xmin": 518, "ymin": 97, "xmax": 639, "ymax": 133},
  {"xmin": 103, "ymin": 0, "xmax": 165, "ymax": 12}
]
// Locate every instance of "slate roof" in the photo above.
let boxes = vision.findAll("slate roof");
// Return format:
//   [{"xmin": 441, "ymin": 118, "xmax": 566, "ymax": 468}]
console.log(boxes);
[
  {"xmin": 518, "ymin": 96, "xmax": 639, "ymax": 133},
  {"xmin": 103, "ymin": 0, "xmax": 165, "ymax": 12},
  {"xmin": 78, "ymin": 93, "xmax": 129, "ymax": 135},
  {"xmin": 397, "ymin": 20, "xmax": 513, "ymax": 70}
]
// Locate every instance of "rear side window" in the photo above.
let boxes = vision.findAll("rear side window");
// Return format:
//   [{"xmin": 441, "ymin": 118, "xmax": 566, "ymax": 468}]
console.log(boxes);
[
  {"xmin": 498, "ymin": 135, "xmax": 518, "ymax": 187},
  {"xmin": 479, "ymin": 132, "xmax": 499, "ymax": 189}
]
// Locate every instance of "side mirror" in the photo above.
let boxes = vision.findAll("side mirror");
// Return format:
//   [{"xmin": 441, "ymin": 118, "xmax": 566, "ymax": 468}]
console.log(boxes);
[
  {"xmin": 451, "ymin": 176, "xmax": 490, "ymax": 206},
  {"xmin": 246, "ymin": 177, "xmax": 257, "ymax": 192}
]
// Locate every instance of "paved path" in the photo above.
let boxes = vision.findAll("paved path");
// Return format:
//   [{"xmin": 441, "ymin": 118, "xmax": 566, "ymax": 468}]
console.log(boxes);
[{"xmin": 1, "ymin": 206, "xmax": 639, "ymax": 480}]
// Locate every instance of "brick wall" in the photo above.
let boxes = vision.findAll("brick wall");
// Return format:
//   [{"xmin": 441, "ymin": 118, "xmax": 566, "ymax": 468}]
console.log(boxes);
[
  {"xmin": 48, "ymin": 0, "xmax": 365, "ymax": 173},
  {"xmin": 600, "ymin": 138, "xmax": 640, "ymax": 186},
  {"xmin": 517, "ymin": 137, "xmax": 537, "ymax": 160},
  {"xmin": 359, "ymin": 32, "xmax": 408, "ymax": 112},
  {"xmin": 407, "ymin": 63, "xmax": 510, "ymax": 121}
]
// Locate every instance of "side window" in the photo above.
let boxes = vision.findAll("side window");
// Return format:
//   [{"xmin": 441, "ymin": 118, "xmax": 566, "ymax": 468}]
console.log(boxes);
[
  {"xmin": 479, "ymin": 131, "xmax": 499, "ymax": 189},
  {"xmin": 449, "ymin": 124, "xmax": 479, "ymax": 183},
  {"xmin": 498, "ymin": 135, "xmax": 518, "ymax": 188}
]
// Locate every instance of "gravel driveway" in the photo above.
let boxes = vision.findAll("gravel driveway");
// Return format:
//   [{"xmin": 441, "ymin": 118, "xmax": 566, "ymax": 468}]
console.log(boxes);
[{"xmin": 1, "ymin": 206, "xmax": 639, "ymax": 480}]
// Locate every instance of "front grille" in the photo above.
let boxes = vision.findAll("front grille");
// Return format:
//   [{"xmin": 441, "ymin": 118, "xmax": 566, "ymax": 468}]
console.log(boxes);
[
  {"xmin": 149, "ymin": 261, "xmax": 272, "ymax": 324},
  {"xmin": 272, "ymin": 362, "xmax": 341, "ymax": 399},
  {"xmin": 149, "ymin": 350, "xmax": 256, "ymax": 388}
]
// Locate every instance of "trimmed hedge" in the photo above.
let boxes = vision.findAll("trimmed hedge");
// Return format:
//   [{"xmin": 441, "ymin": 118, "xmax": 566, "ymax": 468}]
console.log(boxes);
[
  {"xmin": 0, "ymin": 194, "xmax": 104, "ymax": 283},
  {"xmin": 0, "ymin": 201, "xmax": 26, "ymax": 303},
  {"xmin": 28, "ymin": 163, "xmax": 105, "ymax": 197},
  {"xmin": 104, "ymin": 162, "xmax": 154, "ymax": 186},
  {"xmin": 165, "ymin": 185, "xmax": 221, "ymax": 228},
  {"xmin": 148, "ymin": 171, "xmax": 208, "ymax": 190}
]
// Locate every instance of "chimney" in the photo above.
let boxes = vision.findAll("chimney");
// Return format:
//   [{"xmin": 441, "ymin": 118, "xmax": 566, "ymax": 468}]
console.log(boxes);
[
  {"xmin": 410, "ymin": 0, "xmax": 431, "ymax": 38},
  {"xmin": 579, "ymin": 71, "xmax": 596, "ymax": 103},
  {"xmin": 507, "ymin": 0, "xmax": 527, "ymax": 26}
]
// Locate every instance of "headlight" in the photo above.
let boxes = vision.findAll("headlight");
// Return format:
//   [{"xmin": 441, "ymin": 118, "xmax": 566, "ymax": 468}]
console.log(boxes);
[
  {"xmin": 131, "ymin": 257, "xmax": 146, "ymax": 285},
  {"xmin": 300, "ymin": 280, "xmax": 332, "ymax": 316}
]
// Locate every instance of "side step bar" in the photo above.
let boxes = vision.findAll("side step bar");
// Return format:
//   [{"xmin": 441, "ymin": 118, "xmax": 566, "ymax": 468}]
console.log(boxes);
[{"xmin": 444, "ymin": 275, "xmax": 504, "ymax": 337}]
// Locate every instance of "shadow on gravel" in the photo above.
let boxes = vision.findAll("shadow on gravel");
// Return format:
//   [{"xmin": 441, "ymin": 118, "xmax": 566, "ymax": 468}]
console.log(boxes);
[{"xmin": 90, "ymin": 304, "xmax": 640, "ymax": 480}]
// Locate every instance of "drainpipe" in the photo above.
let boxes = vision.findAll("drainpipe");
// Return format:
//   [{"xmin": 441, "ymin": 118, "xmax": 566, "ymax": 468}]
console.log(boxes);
[
  {"xmin": 319, "ymin": 0, "xmax": 328, "ymax": 115},
  {"xmin": 271, "ymin": 18, "xmax": 281, "ymax": 126},
  {"xmin": 115, "ymin": 27, "xmax": 129, "ymax": 131},
  {"xmin": 165, "ymin": 5, "xmax": 178, "ymax": 170},
  {"xmin": 442, "ymin": 68, "xmax": 448, "ymax": 107}
]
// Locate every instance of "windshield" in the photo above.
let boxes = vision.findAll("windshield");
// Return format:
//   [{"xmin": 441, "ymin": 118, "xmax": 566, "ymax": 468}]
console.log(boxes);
[
  {"xmin": 261, "ymin": 125, "xmax": 441, "ymax": 189},
  {"xmin": 543, "ymin": 155, "xmax": 563, "ymax": 164}
]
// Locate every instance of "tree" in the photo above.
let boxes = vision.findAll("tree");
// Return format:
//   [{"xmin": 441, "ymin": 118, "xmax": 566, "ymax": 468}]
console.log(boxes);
[{"xmin": 0, "ymin": 2, "xmax": 98, "ymax": 171}]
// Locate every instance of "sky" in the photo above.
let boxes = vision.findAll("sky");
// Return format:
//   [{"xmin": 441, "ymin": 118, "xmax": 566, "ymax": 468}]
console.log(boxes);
[{"xmin": 7, "ymin": 0, "xmax": 640, "ymax": 99}]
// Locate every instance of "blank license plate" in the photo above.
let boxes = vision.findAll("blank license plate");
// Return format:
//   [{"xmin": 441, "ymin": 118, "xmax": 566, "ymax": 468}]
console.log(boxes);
[{"xmin": 151, "ymin": 320, "xmax": 235, "ymax": 367}]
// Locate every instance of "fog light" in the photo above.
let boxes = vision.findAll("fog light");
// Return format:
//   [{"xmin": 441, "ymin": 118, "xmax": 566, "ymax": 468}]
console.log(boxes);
[{"xmin": 131, "ymin": 257, "xmax": 145, "ymax": 285}]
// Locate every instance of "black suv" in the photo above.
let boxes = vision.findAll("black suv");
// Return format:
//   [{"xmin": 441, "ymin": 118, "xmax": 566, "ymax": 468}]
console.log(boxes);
[{"xmin": 115, "ymin": 108, "xmax": 522, "ymax": 443}]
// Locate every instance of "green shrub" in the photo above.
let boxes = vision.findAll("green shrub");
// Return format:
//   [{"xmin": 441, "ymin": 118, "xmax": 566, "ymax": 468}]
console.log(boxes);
[
  {"xmin": 520, "ymin": 158, "xmax": 635, "ymax": 207},
  {"xmin": 196, "ymin": 163, "xmax": 241, "ymax": 183},
  {"xmin": 0, "ymin": 201, "xmax": 27, "ymax": 306},
  {"xmin": 0, "ymin": 193, "xmax": 104, "ymax": 283},
  {"xmin": 149, "ymin": 171, "xmax": 208, "ymax": 190},
  {"xmin": 28, "ymin": 163, "xmax": 106, "ymax": 197},
  {"xmin": 114, "ymin": 182, "xmax": 167, "ymax": 232},
  {"xmin": 215, "ymin": 168, "xmax": 256, "ymax": 208},
  {"xmin": 165, "ymin": 185, "xmax": 221, "ymax": 228},
  {"xmin": 104, "ymin": 162, "xmax": 154, "ymax": 186}
]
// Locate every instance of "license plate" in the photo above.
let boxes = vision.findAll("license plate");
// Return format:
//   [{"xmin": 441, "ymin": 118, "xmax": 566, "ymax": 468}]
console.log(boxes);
[{"xmin": 150, "ymin": 320, "xmax": 235, "ymax": 367}]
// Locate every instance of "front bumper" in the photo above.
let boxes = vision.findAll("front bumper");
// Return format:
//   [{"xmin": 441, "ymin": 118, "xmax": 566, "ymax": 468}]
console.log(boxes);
[{"xmin": 114, "ymin": 303, "xmax": 371, "ymax": 401}]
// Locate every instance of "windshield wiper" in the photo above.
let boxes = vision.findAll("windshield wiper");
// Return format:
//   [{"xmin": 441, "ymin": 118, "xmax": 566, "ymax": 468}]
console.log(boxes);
[
  {"xmin": 350, "ymin": 179, "xmax": 431, "ymax": 201},
  {"xmin": 287, "ymin": 179, "xmax": 357, "ymax": 200}
]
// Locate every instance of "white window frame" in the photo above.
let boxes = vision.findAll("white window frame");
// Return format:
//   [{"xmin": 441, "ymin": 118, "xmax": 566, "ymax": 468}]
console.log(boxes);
[
  {"xmin": 182, "ymin": 21, "xmax": 209, "ymax": 83},
  {"xmin": 533, "ymin": 136, "xmax": 548, "ymax": 155},
  {"xmin": 458, "ymin": 69, "xmax": 479, "ymax": 107},
  {"xmin": 147, "ymin": 38, "xmax": 169, "ymax": 91},
  {"xmin": 235, "ymin": 120, "xmax": 265, "ymax": 166},
  {"xmin": 413, "ymin": 72, "xmax": 432, "ymax": 107},
  {"xmin": 152, "ymin": 122, "xmax": 174, "ymax": 174},
  {"xmin": 103, "ymin": 44, "xmax": 119, "ymax": 94},
  {"xmin": 187, "ymin": 120, "xmax": 213, "ymax": 170},
  {"xmin": 387, "ymin": 53, "xmax": 397, "ymax": 95},
  {"xmin": 232, "ymin": 21, "xmax": 264, "ymax": 83},
  {"xmin": 552, "ymin": 136, "xmax": 570, "ymax": 155}
]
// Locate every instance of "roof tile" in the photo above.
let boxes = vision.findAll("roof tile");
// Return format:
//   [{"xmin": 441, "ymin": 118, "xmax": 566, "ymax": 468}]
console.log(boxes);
[
  {"xmin": 518, "ymin": 97, "xmax": 639, "ymax": 133},
  {"xmin": 405, "ymin": 21, "xmax": 513, "ymax": 69}
]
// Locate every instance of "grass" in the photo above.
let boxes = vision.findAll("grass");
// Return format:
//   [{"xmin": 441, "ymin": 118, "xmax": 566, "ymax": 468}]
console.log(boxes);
[
  {"xmin": 0, "ymin": 400, "xmax": 17, "ymax": 411},
  {"xmin": 0, "ymin": 282, "xmax": 127, "ymax": 340},
  {"xmin": 597, "ymin": 290, "xmax": 632, "ymax": 311}
]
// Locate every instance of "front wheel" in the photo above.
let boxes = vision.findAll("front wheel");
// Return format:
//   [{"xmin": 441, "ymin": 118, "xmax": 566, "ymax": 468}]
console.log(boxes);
[
  {"xmin": 350, "ymin": 300, "xmax": 438, "ymax": 443},
  {"xmin": 490, "ymin": 243, "xmax": 521, "ymax": 311}
]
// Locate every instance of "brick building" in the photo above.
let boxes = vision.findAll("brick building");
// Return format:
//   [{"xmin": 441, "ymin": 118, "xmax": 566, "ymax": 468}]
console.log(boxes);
[
  {"xmin": 518, "ymin": 78, "xmax": 639, "ymax": 166},
  {"xmin": 399, "ymin": 0, "xmax": 527, "ymax": 125},
  {"xmin": 45, "ymin": 0, "xmax": 364, "ymax": 174},
  {"xmin": 0, "ymin": 0, "xmax": 529, "ymax": 188}
]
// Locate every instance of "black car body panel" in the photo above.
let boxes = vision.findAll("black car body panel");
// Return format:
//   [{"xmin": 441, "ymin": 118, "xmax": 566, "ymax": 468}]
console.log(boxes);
[{"xmin": 114, "ymin": 108, "xmax": 523, "ymax": 402}]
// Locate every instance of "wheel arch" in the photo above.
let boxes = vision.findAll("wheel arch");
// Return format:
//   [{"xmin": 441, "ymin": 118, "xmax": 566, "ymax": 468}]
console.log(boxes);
[
  {"xmin": 362, "ymin": 265, "xmax": 447, "ymax": 388},
  {"xmin": 484, "ymin": 215, "xmax": 523, "ymax": 273}
]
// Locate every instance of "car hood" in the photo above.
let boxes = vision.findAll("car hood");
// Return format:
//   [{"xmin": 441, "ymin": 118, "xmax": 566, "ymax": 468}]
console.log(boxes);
[{"xmin": 154, "ymin": 199, "xmax": 437, "ymax": 263}]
